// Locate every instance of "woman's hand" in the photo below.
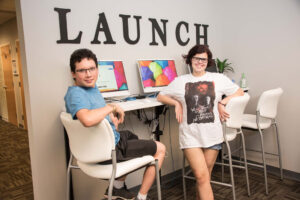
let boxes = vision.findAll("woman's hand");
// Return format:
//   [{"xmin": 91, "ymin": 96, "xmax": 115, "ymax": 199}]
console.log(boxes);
[
  {"xmin": 218, "ymin": 102, "xmax": 229, "ymax": 122},
  {"xmin": 175, "ymin": 101, "xmax": 183, "ymax": 123}
]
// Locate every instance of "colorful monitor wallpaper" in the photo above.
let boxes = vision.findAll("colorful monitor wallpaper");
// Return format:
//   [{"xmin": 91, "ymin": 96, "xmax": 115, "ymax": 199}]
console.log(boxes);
[
  {"xmin": 97, "ymin": 61, "xmax": 128, "ymax": 92},
  {"xmin": 138, "ymin": 60, "xmax": 177, "ymax": 88}
]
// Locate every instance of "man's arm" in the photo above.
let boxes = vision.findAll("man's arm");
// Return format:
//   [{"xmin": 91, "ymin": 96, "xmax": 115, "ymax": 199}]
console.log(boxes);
[{"xmin": 76, "ymin": 104, "xmax": 124, "ymax": 127}]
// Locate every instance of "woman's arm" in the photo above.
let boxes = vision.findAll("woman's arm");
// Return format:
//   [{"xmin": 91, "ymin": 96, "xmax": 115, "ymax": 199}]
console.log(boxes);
[
  {"xmin": 219, "ymin": 88, "xmax": 244, "ymax": 105},
  {"xmin": 218, "ymin": 88, "xmax": 244, "ymax": 121},
  {"xmin": 157, "ymin": 94, "xmax": 183, "ymax": 123}
]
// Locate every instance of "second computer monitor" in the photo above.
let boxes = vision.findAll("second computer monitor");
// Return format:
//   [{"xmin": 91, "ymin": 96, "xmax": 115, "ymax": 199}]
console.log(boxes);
[
  {"xmin": 96, "ymin": 60, "xmax": 130, "ymax": 98},
  {"xmin": 137, "ymin": 59, "xmax": 178, "ymax": 93}
]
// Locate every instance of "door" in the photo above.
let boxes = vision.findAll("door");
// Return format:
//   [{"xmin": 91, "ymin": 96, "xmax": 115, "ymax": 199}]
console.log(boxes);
[
  {"xmin": 16, "ymin": 41, "xmax": 27, "ymax": 129},
  {"xmin": 1, "ymin": 44, "xmax": 18, "ymax": 126}
]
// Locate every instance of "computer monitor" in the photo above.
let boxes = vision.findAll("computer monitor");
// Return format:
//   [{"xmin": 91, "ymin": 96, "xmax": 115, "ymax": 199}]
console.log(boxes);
[
  {"xmin": 188, "ymin": 59, "xmax": 218, "ymax": 73},
  {"xmin": 137, "ymin": 59, "xmax": 178, "ymax": 93},
  {"xmin": 96, "ymin": 60, "xmax": 130, "ymax": 98}
]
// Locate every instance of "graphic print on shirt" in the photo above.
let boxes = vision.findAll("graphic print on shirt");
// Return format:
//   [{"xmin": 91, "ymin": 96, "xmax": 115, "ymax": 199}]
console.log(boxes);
[{"xmin": 185, "ymin": 81, "xmax": 215, "ymax": 124}]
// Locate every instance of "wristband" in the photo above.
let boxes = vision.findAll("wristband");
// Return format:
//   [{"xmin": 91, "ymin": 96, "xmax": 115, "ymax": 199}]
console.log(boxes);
[
  {"xmin": 109, "ymin": 104, "xmax": 116, "ymax": 113},
  {"xmin": 218, "ymin": 102, "xmax": 226, "ymax": 106}
]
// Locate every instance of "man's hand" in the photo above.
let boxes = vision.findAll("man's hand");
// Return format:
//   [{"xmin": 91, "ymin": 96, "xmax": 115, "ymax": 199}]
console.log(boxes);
[
  {"xmin": 109, "ymin": 104, "xmax": 125, "ymax": 124},
  {"xmin": 218, "ymin": 102, "xmax": 229, "ymax": 122},
  {"xmin": 110, "ymin": 113, "xmax": 120, "ymax": 130}
]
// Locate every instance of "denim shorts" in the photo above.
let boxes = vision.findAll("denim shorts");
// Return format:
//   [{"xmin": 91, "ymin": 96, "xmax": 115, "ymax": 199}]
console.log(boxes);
[{"xmin": 205, "ymin": 143, "xmax": 222, "ymax": 150}]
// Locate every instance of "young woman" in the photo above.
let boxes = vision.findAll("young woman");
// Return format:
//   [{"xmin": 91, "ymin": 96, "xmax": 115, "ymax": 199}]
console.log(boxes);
[{"xmin": 157, "ymin": 45, "xmax": 243, "ymax": 200}]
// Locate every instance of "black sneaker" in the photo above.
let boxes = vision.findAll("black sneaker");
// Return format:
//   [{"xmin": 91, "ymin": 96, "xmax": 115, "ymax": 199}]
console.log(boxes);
[{"xmin": 104, "ymin": 185, "xmax": 135, "ymax": 200}]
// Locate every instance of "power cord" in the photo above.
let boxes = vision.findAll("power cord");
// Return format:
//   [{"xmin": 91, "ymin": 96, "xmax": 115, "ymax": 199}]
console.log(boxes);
[{"xmin": 166, "ymin": 106, "xmax": 175, "ymax": 172}]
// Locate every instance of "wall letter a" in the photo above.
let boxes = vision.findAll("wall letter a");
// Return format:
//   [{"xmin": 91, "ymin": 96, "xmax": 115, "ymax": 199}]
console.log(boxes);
[
  {"xmin": 91, "ymin": 13, "xmax": 116, "ymax": 44},
  {"xmin": 54, "ymin": 8, "xmax": 82, "ymax": 44}
]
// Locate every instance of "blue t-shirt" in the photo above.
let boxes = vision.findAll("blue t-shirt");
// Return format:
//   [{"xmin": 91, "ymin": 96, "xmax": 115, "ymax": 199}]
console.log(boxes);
[{"xmin": 64, "ymin": 85, "xmax": 120, "ymax": 145}]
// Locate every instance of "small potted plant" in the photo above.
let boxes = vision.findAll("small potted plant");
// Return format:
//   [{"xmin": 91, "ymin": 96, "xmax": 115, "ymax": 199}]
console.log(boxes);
[{"xmin": 216, "ymin": 58, "xmax": 234, "ymax": 73}]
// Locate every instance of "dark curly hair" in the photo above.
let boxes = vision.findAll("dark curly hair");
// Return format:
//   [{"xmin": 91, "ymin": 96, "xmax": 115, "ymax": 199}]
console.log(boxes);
[
  {"xmin": 183, "ymin": 45, "xmax": 214, "ymax": 67},
  {"xmin": 70, "ymin": 48, "xmax": 98, "ymax": 73}
]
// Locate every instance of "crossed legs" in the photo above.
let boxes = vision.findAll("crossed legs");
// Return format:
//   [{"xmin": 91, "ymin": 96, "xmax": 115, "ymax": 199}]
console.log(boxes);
[{"xmin": 184, "ymin": 147, "xmax": 219, "ymax": 200}]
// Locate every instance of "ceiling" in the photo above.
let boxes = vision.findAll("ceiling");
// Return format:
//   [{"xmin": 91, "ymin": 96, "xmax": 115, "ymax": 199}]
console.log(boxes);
[{"xmin": 0, "ymin": 0, "xmax": 16, "ymax": 25}]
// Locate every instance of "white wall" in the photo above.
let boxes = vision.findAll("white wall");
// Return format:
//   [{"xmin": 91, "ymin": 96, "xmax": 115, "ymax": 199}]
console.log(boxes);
[
  {"xmin": 216, "ymin": 0, "xmax": 300, "ymax": 173},
  {"xmin": 16, "ymin": 0, "xmax": 224, "ymax": 199},
  {"xmin": 0, "ymin": 18, "xmax": 23, "ymax": 126},
  {"xmin": 15, "ymin": 0, "xmax": 300, "ymax": 199}
]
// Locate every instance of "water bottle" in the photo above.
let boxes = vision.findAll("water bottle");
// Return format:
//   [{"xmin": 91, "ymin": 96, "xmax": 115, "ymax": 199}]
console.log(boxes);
[{"xmin": 240, "ymin": 73, "xmax": 247, "ymax": 88}]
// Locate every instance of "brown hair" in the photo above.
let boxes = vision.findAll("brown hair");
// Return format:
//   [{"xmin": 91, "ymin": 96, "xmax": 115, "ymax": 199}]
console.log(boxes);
[
  {"xmin": 183, "ymin": 44, "xmax": 214, "ymax": 67},
  {"xmin": 70, "ymin": 48, "xmax": 98, "ymax": 73}
]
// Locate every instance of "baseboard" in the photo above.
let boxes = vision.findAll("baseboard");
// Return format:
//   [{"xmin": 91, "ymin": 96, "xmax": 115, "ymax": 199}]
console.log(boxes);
[
  {"xmin": 130, "ymin": 159, "xmax": 300, "ymax": 192},
  {"xmin": 0, "ymin": 116, "xmax": 8, "ymax": 122},
  {"xmin": 161, "ymin": 169, "xmax": 183, "ymax": 184},
  {"xmin": 228, "ymin": 155, "xmax": 300, "ymax": 182},
  {"xmin": 130, "ymin": 168, "xmax": 183, "ymax": 192},
  {"xmin": 249, "ymin": 159, "xmax": 300, "ymax": 182}
]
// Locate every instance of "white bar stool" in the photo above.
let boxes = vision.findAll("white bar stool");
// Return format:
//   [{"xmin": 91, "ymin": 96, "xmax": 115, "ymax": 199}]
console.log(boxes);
[{"xmin": 242, "ymin": 87, "xmax": 283, "ymax": 195}]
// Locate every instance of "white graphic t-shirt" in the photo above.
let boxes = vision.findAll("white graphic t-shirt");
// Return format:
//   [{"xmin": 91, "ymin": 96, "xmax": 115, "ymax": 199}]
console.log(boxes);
[{"xmin": 160, "ymin": 72, "xmax": 239, "ymax": 149}]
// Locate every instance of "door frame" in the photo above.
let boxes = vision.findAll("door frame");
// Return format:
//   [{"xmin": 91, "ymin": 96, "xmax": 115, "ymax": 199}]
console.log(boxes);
[{"xmin": 15, "ymin": 39, "xmax": 27, "ymax": 129}]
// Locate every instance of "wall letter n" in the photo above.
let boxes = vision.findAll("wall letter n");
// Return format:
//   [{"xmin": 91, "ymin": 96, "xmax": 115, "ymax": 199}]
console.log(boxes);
[{"xmin": 149, "ymin": 18, "xmax": 168, "ymax": 46}]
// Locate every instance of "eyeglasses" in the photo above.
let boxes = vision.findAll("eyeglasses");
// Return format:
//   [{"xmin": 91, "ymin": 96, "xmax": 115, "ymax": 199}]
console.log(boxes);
[
  {"xmin": 75, "ymin": 67, "xmax": 97, "ymax": 74},
  {"xmin": 192, "ymin": 56, "xmax": 208, "ymax": 63}
]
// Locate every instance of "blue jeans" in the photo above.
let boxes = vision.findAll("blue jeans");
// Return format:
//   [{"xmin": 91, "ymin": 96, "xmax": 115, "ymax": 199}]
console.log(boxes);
[{"xmin": 205, "ymin": 143, "xmax": 222, "ymax": 150}]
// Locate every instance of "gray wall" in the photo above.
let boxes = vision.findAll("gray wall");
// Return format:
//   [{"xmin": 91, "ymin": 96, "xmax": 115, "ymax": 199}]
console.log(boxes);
[{"xmin": 15, "ymin": 0, "xmax": 300, "ymax": 199}]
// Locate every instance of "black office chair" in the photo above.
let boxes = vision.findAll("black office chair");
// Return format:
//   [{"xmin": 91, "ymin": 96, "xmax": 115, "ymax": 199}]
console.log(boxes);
[{"xmin": 205, "ymin": 59, "xmax": 218, "ymax": 72}]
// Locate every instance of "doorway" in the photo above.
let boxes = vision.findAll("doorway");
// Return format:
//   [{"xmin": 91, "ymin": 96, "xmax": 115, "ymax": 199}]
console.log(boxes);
[{"xmin": 0, "ymin": 44, "xmax": 18, "ymax": 126}]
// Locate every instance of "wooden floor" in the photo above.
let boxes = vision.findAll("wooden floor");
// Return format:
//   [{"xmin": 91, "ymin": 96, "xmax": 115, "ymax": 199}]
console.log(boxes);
[{"xmin": 1, "ymin": 119, "xmax": 300, "ymax": 200}]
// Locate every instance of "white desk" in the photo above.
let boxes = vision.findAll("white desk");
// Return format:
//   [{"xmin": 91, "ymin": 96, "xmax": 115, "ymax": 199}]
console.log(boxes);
[
  {"xmin": 115, "ymin": 98, "xmax": 163, "ymax": 112},
  {"xmin": 242, "ymin": 87, "xmax": 250, "ymax": 92}
]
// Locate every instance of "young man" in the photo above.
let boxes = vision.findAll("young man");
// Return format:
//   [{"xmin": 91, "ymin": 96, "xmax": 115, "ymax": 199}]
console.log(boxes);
[{"xmin": 64, "ymin": 48, "xmax": 165, "ymax": 200}]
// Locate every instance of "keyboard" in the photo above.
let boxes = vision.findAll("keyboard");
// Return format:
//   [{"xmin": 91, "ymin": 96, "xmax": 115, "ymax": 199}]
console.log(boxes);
[{"xmin": 116, "ymin": 98, "xmax": 162, "ymax": 111}]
